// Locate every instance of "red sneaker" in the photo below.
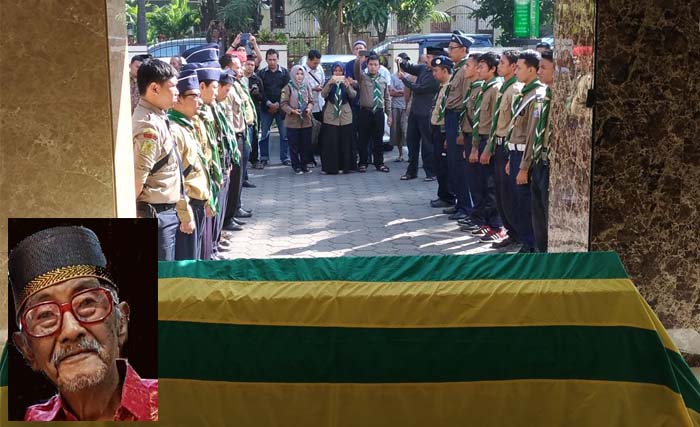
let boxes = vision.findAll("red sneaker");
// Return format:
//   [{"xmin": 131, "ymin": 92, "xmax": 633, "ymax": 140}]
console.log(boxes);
[{"xmin": 480, "ymin": 228, "xmax": 507, "ymax": 243}]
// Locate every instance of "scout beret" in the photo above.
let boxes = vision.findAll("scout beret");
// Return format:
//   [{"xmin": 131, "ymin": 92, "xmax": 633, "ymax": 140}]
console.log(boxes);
[
  {"xmin": 177, "ymin": 65, "xmax": 200, "ymax": 93},
  {"xmin": 431, "ymin": 55, "xmax": 454, "ymax": 70},
  {"xmin": 192, "ymin": 61, "xmax": 222, "ymax": 82},
  {"xmin": 450, "ymin": 31, "xmax": 474, "ymax": 49},
  {"xmin": 219, "ymin": 69, "xmax": 237, "ymax": 85},
  {"xmin": 182, "ymin": 43, "xmax": 220, "ymax": 63}
]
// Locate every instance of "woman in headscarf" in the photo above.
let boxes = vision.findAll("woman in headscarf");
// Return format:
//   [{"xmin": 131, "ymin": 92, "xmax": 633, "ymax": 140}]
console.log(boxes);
[
  {"xmin": 320, "ymin": 62, "xmax": 357, "ymax": 174},
  {"xmin": 281, "ymin": 64, "xmax": 315, "ymax": 174}
]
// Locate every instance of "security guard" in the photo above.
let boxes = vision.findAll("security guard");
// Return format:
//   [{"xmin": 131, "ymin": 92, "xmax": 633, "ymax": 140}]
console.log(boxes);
[
  {"xmin": 132, "ymin": 58, "xmax": 193, "ymax": 261},
  {"xmin": 505, "ymin": 50, "xmax": 547, "ymax": 253},
  {"xmin": 484, "ymin": 50, "xmax": 523, "ymax": 249},
  {"xmin": 169, "ymin": 67, "xmax": 212, "ymax": 260},
  {"xmin": 439, "ymin": 31, "xmax": 474, "ymax": 221},
  {"xmin": 429, "ymin": 56, "xmax": 454, "ymax": 209}
]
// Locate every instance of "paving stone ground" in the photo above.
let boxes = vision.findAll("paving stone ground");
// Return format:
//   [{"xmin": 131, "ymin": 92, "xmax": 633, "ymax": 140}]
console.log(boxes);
[{"xmin": 217, "ymin": 133, "xmax": 510, "ymax": 259}]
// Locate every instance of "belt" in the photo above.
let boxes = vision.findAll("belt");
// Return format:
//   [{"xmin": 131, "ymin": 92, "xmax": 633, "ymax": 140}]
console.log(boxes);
[
  {"xmin": 507, "ymin": 143, "xmax": 526, "ymax": 152},
  {"xmin": 495, "ymin": 136, "xmax": 506, "ymax": 145},
  {"xmin": 151, "ymin": 203, "xmax": 176, "ymax": 212},
  {"xmin": 360, "ymin": 107, "xmax": 383, "ymax": 112}
]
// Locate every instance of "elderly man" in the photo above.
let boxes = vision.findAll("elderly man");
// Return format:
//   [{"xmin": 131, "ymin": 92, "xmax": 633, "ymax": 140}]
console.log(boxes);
[{"xmin": 9, "ymin": 226, "xmax": 158, "ymax": 421}]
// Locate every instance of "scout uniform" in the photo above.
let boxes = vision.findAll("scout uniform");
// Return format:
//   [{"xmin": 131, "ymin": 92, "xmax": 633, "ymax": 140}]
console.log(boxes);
[
  {"xmin": 170, "ymin": 67, "xmax": 211, "ymax": 260},
  {"xmin": 527, "ymin": 85, "xmax": 553, "ymax": 252},
  {"xmin": 133, "ymin": 95, "xmax": 192, "ymax": 261},
  {"xmin": 505, "ymin": 78, "xmax": 547, "ymax": 252},
  {"xmin": 468, "ymin": 74, "xmax": 503, "ymax": 234},
  {"xmin": 430, "ymin": 56, "xmax": 455, "ymax": 206},
  {"xmin": 234, "ymin": 75, "xmax": 257, "ymax": 185},
  {"xmin": 487, "ymin": 75, "xmax": 524, "ymax": 247},
  {"xmin": 439, "ymin": 32, "xmax": 474, "ymax": 218},
  {"xmin": 354, "ymin": 57, "xmax": 391, "ymax": 170}
]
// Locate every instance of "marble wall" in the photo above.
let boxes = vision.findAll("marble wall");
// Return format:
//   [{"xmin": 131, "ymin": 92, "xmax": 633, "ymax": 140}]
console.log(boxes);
[
  {"xmin": 0, "ymin": 0, "xmax": 135, "ymax": 331},
  {"xmin": 592, "ymin": 0, "xmax": 700, "ymax": 332},
  {"xmin": 548, "ymin": 0, "xmax": 596, "ymax": 252}
]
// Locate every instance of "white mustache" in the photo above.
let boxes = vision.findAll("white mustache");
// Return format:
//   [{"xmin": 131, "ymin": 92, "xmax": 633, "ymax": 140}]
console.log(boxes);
[{"xmin": 51, "ymin": 338, "xmax": 101, "ymax": 368}]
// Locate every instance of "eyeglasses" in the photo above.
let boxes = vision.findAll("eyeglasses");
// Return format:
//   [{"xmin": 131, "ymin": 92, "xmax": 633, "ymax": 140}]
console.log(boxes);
[
  {"xmin": 21, "ymin": 288, "xmax": 114, "ymax": 338},
  {"xmin": 180, "ymin": 93, "xmax": 201, "ymax": 100}
]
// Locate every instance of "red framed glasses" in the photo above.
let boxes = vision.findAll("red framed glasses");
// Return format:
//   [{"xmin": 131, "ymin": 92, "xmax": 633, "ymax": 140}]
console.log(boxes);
[{"xmin": 20, "ymin": 288, "xmax": 114, "ymax": 338}]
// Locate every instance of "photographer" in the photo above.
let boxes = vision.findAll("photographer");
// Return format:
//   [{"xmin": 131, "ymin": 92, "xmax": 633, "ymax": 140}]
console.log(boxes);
[{"xmin": 227, "ymin": 32, "xmax": 263, "ymax": 70}]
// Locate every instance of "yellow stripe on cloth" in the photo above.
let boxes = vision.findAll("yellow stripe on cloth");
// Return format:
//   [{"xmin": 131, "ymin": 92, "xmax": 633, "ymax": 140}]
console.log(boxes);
[
  {"xmin": 159, "ymin": 278, "xmax": 675, "ymax": 345},
  {"xmin": 158, "ymin": 378, "xmax": 699, "ymax": 427}
]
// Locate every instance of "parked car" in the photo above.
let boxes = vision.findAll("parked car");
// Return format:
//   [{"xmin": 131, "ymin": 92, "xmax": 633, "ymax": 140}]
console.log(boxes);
[
  {"xmin": 148, "ymin": 37, "xmax": 207, "ymax": 61},
  {"xmin": 371, "ymin": 33, "xmax": 493, "ymax": 56},
  {"xmin": 299, "ymin": 54, "xmax": 391, "ymax": 145}
]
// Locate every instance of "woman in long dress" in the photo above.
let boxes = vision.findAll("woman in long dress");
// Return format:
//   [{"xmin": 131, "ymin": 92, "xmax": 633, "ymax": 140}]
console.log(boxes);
[{"xmin": 320, "ymin": 62, "xmax": 356, "ymax": 174}]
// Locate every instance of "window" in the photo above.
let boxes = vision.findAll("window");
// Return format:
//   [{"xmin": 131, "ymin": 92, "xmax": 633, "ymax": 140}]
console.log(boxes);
[{"xmin": 271, "ymin": 0, "xmax": 285, "ymax": 29}]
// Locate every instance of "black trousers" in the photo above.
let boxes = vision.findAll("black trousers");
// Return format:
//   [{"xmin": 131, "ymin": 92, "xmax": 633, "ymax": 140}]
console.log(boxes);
[
  {"xmin": 530, "ymin": 161, "xmax": 549, "ymax": 252},
  {"xmin": 493, "ymin": 143, "xmax": 519, "ymax": 242},
  {"xmin": 469, "ymin": 136, "xmax": 502, "ymax": 228},
  {"xmin": 156, "ymin": 207, "xmax": 178, "ymax": 261},
  {"xmin": 358, "ymin": 108, "xmax": 386, "ymax": 167},
  {"xmin": 214, "ymin": 172, "xmax": 230, "ymax": 248},
  {"xmin": 250, "ymin": 108, "xmax": 261, "ymax": 164},
  {"xmin": 406, "ymin": 112, "xmax": 435, "ymax": 178},
  {"xmin": 431, "ymin": 125, "xmax": 454, "ymax": 203},
  {"xmin": 288, "ymin": 127, "xmax": 312, "ymax": 171},
  {"xmin": 175, "ymin": 200, "xmax": 206, "ymax": 260}
]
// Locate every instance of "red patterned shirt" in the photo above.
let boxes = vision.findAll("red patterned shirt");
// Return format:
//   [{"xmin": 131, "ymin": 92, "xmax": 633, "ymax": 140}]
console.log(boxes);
[{"xmin": 24, "ymin": 359, "xmax": 158, "ymax": 421}]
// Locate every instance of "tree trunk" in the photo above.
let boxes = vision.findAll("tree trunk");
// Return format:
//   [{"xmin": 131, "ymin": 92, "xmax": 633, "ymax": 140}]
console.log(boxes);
[
  {"xmin": 137, "ymin": 0, "xmax": 147, "ymax": 44},
  {"xmin": 327, "ymin": 18, "xmax": 338, "ymax": 54}
]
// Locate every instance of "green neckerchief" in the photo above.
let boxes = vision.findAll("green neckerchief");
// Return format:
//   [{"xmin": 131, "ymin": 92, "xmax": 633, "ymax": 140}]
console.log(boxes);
[
  {"xmin": 233, "ymin": 81, "xmax": 253, "ymax": 149},
  {"xmin": 505, "ymin": 78, "xmax": 542, "ymax": 146},
  {"xmin": 487, "ymin": 76, "xmax": 518, "ymax": 153},
  {"xmin": 288, "ymin": 80, "xmax": 307, "ymax": 124},
  {"xmin": 214, "ymin": 101, "xmax": 241, "ymax": 166},
  {"xmin": 168, "ymin": 108, "xmax": 213, "ymax": 202},
  {"xmin": 458, "ymin": 78, "xmax": 483, "ymax": 127},
  {"xmin": 533, "ymin": 86, "xmax": 552, "ymax": 163},
  {"xmin": 334, "ymin": 82, "xmax": 343, "ymax": 118},
  {"xmin": 369, "ymin": 73, "xmax": 383, "ymax": 113},
  {"xmin": 471, "ymin": 76, "xmax": 500, "ymax": 140},
  {"xmin": 197, "ymin": 105, "xmax": 222, "ymax": 213},
  {"xmin": 437, "ymin": 56, "xmax": 468, "ymax": 122}
]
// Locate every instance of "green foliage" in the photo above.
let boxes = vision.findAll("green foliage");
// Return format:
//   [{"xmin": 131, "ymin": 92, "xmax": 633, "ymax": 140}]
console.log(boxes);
[
  {"xmin": 146, "ymin": 0, "xmax": 200, "ymax": 41},
  {"xmin": 218, "ymin": 0, "xmax": 259, "ymax": 34},
  {"xmin": 256, "ymin": 28, "xmax": 288, "ymax": 44},
  {"xmin": 472, "ymin": 0, "xmax": 554, "ymax": 45},
  {"xmin": 393, "ymin": 0, "xmax": 447, "ymax": 32},
  {"xmin": 125, "ymin": 0, "xmax": 149, "ymax": 41}
]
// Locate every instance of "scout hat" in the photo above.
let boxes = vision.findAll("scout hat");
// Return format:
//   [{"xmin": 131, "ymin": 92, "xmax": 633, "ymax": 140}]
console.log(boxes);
[
  {"xmin": 431, "ymin": 56, "xmax": 454, "ymax": 71},
  {"xmin": 177, "ymin": 65, "xmax": 200, "ymax": 93},
  {"xmin": 191, "ymin": 61, "xmax": 222, "ymax": 82},
  {"xmin": 182, "ymin": 43, "xmax": 220, "ymax": 63},
  {"xmin": 450, "ymin": 31, "xmax": 474, "ymax": 49}
]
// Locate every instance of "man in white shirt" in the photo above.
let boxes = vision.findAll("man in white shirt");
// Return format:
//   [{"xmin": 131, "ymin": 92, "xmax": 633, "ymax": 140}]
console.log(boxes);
[{"xmin": 302, "ymin": 49, "xmax": 325, "ymax": 167}]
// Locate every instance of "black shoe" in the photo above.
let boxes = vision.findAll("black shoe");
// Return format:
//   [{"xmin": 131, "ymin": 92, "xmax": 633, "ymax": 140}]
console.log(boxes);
[
  {"xmin": 517, "ymin": 246, "xmax": 535, "ymax": 253},
  {"xmin": 282, "ymin": 159, "xmax": 292, "ymax": 166},
  {"xmin": 430, "ymin": 199, "xmax": 453, "ymax": 208},
  {"xmin": 232, "ymin": 218, "xmax": 246, "ymax": 225},
  {"xmin": 448, "ymin": 212, "xmax": 468, "ymax": 221},
  {"xmin": 222, "ymin": 222, "xmax": 243, "ymax": 231},
  {"xmin": 234, "ymin": 208, "xmax": 252, "ymax": 218},
  {"xmin": 459, "ymin": 223, "xmax": 481, "ymax": 231},
  {"xmin": 242, "ymin": 181, "xmax": 256, "ymax": 188},
  {"xmin": 443, "ymin": 206, "xmax": 458, "ymax": 214},
  {"xmin": 457, "ymin": 217, "xmax": 475, "ymax": 226},
  {"xmin": 491, "ymin": 236, "xmax": 514, "ymax": 249}
]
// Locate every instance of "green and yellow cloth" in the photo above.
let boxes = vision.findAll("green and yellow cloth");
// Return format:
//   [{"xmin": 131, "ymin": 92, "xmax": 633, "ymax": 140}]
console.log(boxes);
[{"xmin": 2, "ymin": 252, "xmax": 699, "ymax": 426}]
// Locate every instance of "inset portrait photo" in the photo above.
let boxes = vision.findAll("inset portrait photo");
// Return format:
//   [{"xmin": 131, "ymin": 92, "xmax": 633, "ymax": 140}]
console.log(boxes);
[{"xmin": 6, "ymin": 218, "xmax": 158, "ymax": 422}]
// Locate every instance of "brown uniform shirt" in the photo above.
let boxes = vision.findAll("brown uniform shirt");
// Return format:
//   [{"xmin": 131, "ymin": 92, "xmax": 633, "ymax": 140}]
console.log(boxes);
[
  {"xmin": 461, "ymin": 80, "xmax": 482, "ymax": 134},
  {"xmin": 132, "ymin": 99, "xmax": 191, "ymax": 223},
  {"xmin": 444, "ymin": 58, "xmax": 468, "ymax": 110},
  {"xmin": 508, "ymin": 84, "xmax": 547, "ymax": 171},
  {"xmin": 476, "ymin": 79, "xmax": 502, "ymax": 136},
  {"xmin": 321, "ymin": 81, "xmax": 356, "ymax": 126},
  {"xmin": 354, "ymin": 60, "xmax": 391, "ymax": 112},
  {"xmin": 224, "ymin": 87, "xmax": 247, "ymax": 134},
  {"xmin": 431, "ymin": 83, "xmax": 449, "ymax": 126},
  {"xmin": 171, "ymin": 118, "xmax": 211, "ymax": 202},
  {"xmin": 281, "ymin": 84, "xmax": 314, "ymax": 129},
  {"xmin": 495, "ymin": 79, "xmax": 524, "ymax": 138}
]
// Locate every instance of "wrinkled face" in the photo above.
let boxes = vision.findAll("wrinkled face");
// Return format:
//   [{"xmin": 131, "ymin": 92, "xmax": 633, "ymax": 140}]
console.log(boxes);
[
  {"xmin": 447, "ymin": 43, "xmax": 465, "ymax": 62},
  {"xmin": 177, "ymin": 90, "xmax": 202, "ymax": 117},
  {"xmin": 465, "ymin": 57, "xmax": 479, "ymax": 79},
  {"xmin": 294, "ymin": 68, "xmax": 305, "ymax": 84},
  {"xmin": 353, "ymin": 43, "xmax": 366, "ymax": 56},
  {"xmin": 367, "ymin": 59, "xmax": 380, "ymax": 75},
  {"xmin": 169, "ymin": 57, "xmax": 181, "ymax": 71},
  {"xmin": 497, "ymin": 56, "xmax": 516, "ymax": 78},
  {"xmin": 230, "ymin": 57, "xmax": 242, "ymax": 73},
  {"xmin": 332, "ymin": 65, "xmax": 344, "ymax": 77},
  {"xmin": 266, "ymin": 54, "xmax": 278, "ymax": 70},
  {"xmin": 538, "ymin": 59, "xmax": 554, "ymax": 85},
  {"xmin": 129, "ymin": 60, "xmax": 142, "ymax": 79},
  {"xmin": 200, "ymin": 80, "xmax": 219, "ymax": 105},
  {"xmin": 307, "ymin": 57, "xmax": 321, "ymax": 70},
  {"xmin": 516, "ymin": 59, "xmax": 537, "ymax": 83},
  {"xmin": 14, "ymin": 278, "xmax": 128, "ymax": 394}
]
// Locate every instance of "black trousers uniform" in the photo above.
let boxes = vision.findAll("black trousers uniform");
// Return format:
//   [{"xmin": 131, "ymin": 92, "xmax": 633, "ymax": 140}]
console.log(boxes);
[
  {"xmin": 431, "ymin": 125, "xmax": 453, "ymax": 203},
  {"xmin": 358, "ymin": 107, "xmax": 386, "ymax": 167},
  {"xmin": 406, "ymin": 113, "xmax": 435, "ymax": 178}
]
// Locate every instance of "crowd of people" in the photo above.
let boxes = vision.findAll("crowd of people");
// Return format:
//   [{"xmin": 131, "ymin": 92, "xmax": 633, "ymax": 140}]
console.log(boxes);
[{"xmin": 130, "ymin": 30, "xmax": 556, "ymax": 260}]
